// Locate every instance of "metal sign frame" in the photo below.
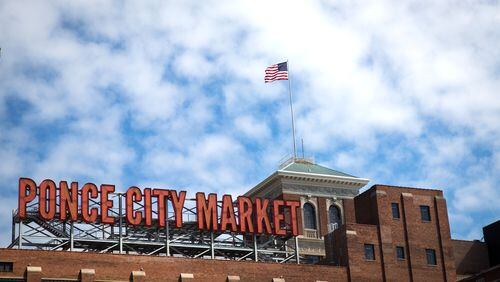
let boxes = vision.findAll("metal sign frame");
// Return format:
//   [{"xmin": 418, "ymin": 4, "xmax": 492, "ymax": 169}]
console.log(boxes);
[{"xmin": 9, "ymin": 192, "xmax": 302, "ymax": 264}]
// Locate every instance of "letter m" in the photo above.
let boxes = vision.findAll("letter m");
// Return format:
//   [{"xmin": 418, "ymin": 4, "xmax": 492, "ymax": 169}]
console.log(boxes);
[{"xmin": 196, "ymin": 192, "xmax": 218, "ymax": 231}]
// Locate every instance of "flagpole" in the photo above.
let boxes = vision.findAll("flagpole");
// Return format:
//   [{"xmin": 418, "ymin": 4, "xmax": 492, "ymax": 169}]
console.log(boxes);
[{"xmin": 287, "ymin": 60, "xmax": 297, "ymax": 159}]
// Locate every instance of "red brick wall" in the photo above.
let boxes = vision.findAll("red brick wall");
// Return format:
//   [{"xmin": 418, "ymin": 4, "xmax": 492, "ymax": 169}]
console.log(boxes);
[
  {"xmin": 318, "ymin": 197, "xmax": 328, "ymax": 237},
  {"xmin": 324, "ymin": 225, "xmax": 349, "ymax": 266},
  {"xmin": 343, "ymin": 223, "xmax": 384, "ymax": 282},
  {"xmin": 359, "ymin": 185, "xmax": 456, "ymax": 282},
  {"xmin": 459, "ymin": 264, "xmax": 500, "ymax": 282},
  {"xmin": 372, "ymin": 189, "xmax": 399, "ymax": 281},
  {"xmin": 434, "ymin": 195, "xmax": 457, "ymax": 281},
  {"xmin": 453, "ymin": 239, "xmax": 489, "ymax": 276},
  {"xmin": 354, "ymin": 190, "xmax": 377, "ymax": 225},
  {"xmin": 0, "ymin": 249, "xmax": 347, "ymax": 282},
  {"xmin": 326, "ymin": 185, "xmax": 457, "ymax": 282},
  {"xmin": 342, "ymin": 199, "xmax": 356, "ymax": 225}
]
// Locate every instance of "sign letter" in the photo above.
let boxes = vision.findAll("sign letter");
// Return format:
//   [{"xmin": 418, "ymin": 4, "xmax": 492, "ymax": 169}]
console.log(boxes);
[
  {"xmin": 196, "ymin": 192, "xmax": 218, "ymax": 231},
  {"xmin": 220, "ymin": 195, "xmax": 237, "ymax": 232},
  {"xmin": 126, "ymin": 187, "xmax": 143, "ymax": 225},
  {"xmin": 39, "ymin": 179, "xmax": 57, "ymax": 220},
  {"xmin": 254, "ymin": 198, "xmax": 272, "ymax": 234},
  {"xmin": 18, "ymin": 178, "xmax": 37, "ymax": 219},
  {"xmin": 81, "ymin": 183, "xmax": 99, "ymax": 223},
  {"xmin": 272, "ymin": 200, "xmax": 286, "ymax": 235},
  {"xmin": 170, "ymin": 190, "xmax": 186, "ymax": 228},
  {"xmin": 59, "ymin": 181, "xmax": 78, "ymax": 221},
  {"xmin": 238, "ymin": 196, "xmax": 254, "ymax": 233},
  {"xmin": 100, "ymin": 184, "xmax": 115, "ymax": 224}
]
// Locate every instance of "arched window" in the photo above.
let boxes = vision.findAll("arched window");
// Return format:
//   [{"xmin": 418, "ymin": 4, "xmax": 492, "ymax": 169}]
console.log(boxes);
[
  {"xmin": 328, "ymin": 205, "xmax": 341, "ymax": 230},
  {"xmin": 303, "ymin": 203, "xmax": 316, "ymax": 229}
]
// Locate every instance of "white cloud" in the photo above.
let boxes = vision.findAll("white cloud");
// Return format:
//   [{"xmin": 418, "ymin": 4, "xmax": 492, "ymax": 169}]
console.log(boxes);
[
  {"xmin": 234, "ymin": 115, "xmax": 271, "ymax": 140},
  {"xmin": 0, "ymin": 0, "xmax": 498, "ymax": 245},
  {"xmin": 142, "ymin": 133, "xmax": 253, "ymax": 196}
]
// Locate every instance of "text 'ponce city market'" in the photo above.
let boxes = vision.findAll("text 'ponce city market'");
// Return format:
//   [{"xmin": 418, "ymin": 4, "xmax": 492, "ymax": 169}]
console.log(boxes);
[{"xmin": 18, "ymin": 178, "xmax": 301, "ymax": 236}]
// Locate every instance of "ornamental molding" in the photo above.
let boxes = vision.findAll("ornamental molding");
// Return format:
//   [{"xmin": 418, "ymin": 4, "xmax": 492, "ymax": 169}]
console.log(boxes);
[
  {"xmin": 278, "ymin": 170, "xmax": 369, "ymax": 187},
  {"xmin": 245, "ymin": 170, "xmax": 369, "ymax": 198},
  {"xmin": 284, "ymin": 183, "xmax": 358, "ymax": 198}
]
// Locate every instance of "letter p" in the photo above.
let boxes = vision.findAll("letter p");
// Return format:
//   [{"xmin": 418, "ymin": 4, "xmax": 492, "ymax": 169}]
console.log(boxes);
[{"xmin": 19, "ymin": 178, "xmax": 37, "ymax": 219}]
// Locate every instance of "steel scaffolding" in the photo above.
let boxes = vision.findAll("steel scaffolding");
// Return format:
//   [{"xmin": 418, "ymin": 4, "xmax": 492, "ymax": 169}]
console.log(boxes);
[{"xmin": 8, "ymin": 193, "xmax": 302, "ymax": 264}]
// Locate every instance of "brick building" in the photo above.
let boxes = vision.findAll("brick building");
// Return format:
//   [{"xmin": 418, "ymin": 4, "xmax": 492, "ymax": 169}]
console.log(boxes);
[
  {"xmin": 455, "ymin": 220, "xmax": 500, "ymax": 281},
  {"xmin": 324, "ymin": 185, "xmax": 456, "ymax": 281},
  {"xmin": 0, "ymin": 159, "xmax": 496, "ymax": 281}
]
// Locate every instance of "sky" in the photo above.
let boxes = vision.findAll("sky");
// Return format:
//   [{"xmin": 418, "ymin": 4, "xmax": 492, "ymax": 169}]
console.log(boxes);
[{"xmin": 0, "ymin": 0, "xmax": 499, "ymax": 245}]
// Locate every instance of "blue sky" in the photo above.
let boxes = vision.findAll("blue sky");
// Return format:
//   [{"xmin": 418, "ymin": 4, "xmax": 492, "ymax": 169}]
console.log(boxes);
[{"xmin": 0, "ymin": 0, "xmax": 499, "ymax": 245}]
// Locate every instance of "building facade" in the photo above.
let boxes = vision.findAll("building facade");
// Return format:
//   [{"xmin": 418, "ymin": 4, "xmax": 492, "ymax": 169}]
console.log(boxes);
[
  {"xmin": 455, "ymin": 220, "xmax": 500, "ymax": 281},
  {"xmin": 325, "ymin": 185, "xmax": 456, "ymax": 281},
  {"xmin": 244, "ymin": 158, "xmax": 369, "ymax": 262},
  {"xmin": 0, "ymin": 159, "xmax": 496, "ymax": 281}
]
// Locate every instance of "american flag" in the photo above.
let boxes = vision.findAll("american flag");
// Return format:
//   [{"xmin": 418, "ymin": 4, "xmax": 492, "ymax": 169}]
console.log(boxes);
[{"xmin": 265, "ymin": 62, "xmax": 288, "ymax": 83}]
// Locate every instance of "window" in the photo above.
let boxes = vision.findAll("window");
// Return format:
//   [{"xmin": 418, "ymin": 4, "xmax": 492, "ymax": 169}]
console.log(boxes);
[
  {"xmin": 420, "ymin": 205, "xmax": 431, "ymax": 221},
  {"xmin": 303, "ymin": 203, "xmax": 316, "ymax": 229},
  {"xmin": 364, "ymin": 244, "xmax": 375, "ymax": 260},
  {"xmin": 426, "ymin": 249, "xmax": 437, "ymax": 265},
  {"xmin": 0, "ymin": 262, "xmax": 13, "ymax": 272},
  {"xmin": 328, "ymin": 205, "xmax": 341, "ymax": 231},
  {"xmin": 391, "ymin": 203, "xmax": 400, "ymax": 219},
  {"xmin": 396, "ymin": 246, "xmax": 405, "ymax": 260}
]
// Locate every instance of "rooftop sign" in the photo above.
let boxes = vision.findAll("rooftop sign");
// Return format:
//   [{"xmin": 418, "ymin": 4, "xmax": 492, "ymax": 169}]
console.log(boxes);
[{"xmin": 18, "ymin": 178, "xmax": 301, "ymax": 236}]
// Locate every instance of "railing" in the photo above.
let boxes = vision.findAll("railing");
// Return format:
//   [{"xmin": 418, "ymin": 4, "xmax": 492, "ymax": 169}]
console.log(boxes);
[
  {"xmin": 303, "ymin": 229, "xmax": 317, "ymax": 239},
  {"xmin": 328, "ymin": 223, "xmax": 339, "ymax": 233},
  {"xmin": 10, "ymin": 200, "xmax": 305, "ymax": 264},
  {"xmin": 278, "ymin": 155, "xmax": 315, "ymax": 169}
]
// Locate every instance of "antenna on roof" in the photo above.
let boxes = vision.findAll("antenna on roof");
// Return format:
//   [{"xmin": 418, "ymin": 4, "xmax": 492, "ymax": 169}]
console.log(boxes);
[{"xmin": 301, "ymin": 138, "xmax": 305, "ymax": 159}]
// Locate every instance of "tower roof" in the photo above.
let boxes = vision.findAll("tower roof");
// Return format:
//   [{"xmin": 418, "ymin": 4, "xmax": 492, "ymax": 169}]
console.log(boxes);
[
  {"xmin": 280, "ymin": 161, "xmax": 356, "ymax": 178},
  {"xmin": 244, "ymin": 158, "xmax": 369, "ymax": 198}
]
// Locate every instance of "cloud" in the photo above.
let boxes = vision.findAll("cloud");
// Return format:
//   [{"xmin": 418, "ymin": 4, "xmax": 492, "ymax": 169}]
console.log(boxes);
[
  {"xmin": 234, "ymin": 115, "xmax": 272, "ymax": 140},
  {"xmin": 142, "ymin": 134, "xmax": 252, "ymax": 196},
  {"xmin": 0, "ymin": 0, "xmax": 498, "ymax": 246}
]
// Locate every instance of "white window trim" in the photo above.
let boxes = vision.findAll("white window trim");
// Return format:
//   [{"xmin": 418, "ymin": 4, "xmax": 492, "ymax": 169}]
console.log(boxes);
[{"xmin": 300, "ymin": 197, "xmax": 319, "ymax": 235}]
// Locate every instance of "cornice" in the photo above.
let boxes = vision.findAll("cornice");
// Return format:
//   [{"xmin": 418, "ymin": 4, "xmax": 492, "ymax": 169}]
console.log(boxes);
[
  {"xmin": 278, "ymin": 170, "xmax": 369, "ymax": 188},
  {"xmin": 244, "ymin": 169, "xmax": 369, "ymax": 197}
]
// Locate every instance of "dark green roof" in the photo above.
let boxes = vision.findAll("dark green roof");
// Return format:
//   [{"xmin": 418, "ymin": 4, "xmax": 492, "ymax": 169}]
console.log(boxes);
[{"xmin": 280, "ymin": 161, "xmax": 357, "ymax": 178}]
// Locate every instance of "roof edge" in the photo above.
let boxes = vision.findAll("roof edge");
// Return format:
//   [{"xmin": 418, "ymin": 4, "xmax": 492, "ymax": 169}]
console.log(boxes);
[
  {"xmin": 277, "ymin": 170, "xmax": 370, "ymax": 184},
  {"xmin": 244, "ymin": 170, "xmax": 370, "ymax": 197},
  {"xmin": 243, "ymin": 171, "xmax": 279, "ymax": 197}
]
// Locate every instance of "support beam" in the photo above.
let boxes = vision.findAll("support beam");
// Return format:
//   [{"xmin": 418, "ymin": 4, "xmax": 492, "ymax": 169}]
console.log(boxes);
[
  {"xmin": 294, "ymin": 236, "xmax": 300, "ymax": 264},
  {"xmin": 253, "ymin": 233, "xmax": 258, "ymax": 262},
  {"xmin": 18, "ymin": 220, "xmax": 22, "ymax": 249},
  {"xmin": 166, "ymin": 203, "xmax": 170, "ymax": 256},
  {"xmin": 8, "ymin": 198, "xmax": 301, "ymax": 264},
  {"xmin": 210, "ymin": 232, "xmax": 215, "ymax": 259},
  {"xmin": 70, "ymin": 222, "xmax": 74, "ymax": 251},
  {"xmin": 11, "ymin": 209, "xmax": 15, "ymax": 245},
  {"xmin": 118, "ymin": 193, "xmax": 123, "ymax": 254}
]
